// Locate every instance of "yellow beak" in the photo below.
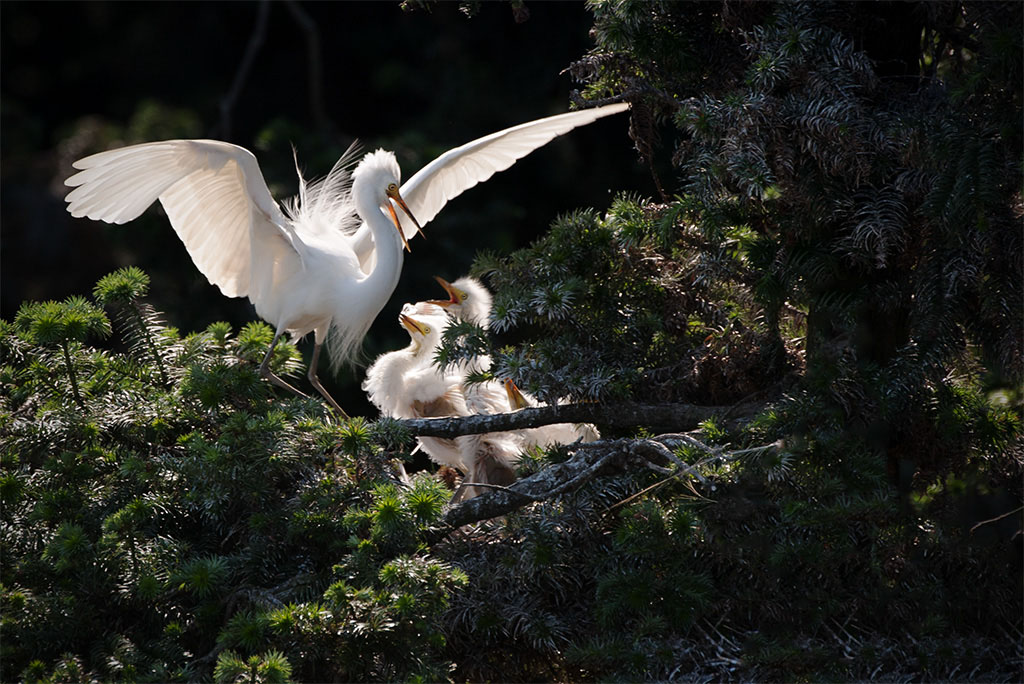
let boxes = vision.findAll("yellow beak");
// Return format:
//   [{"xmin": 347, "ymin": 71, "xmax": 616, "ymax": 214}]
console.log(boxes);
[
  {"xmin": 398, "ymin": 313, "xmax": 427, "ymax": 336},
  {"xmin": 385, "ymin": 186, "xmax": 423, "ymax": 253},
  {"xmin": 504, "ymin": 379, "xmax": 529, "ymax": 410},
  {"xmin": 426, "ymin": 275, "xmax": 466, "ymax": 307}
]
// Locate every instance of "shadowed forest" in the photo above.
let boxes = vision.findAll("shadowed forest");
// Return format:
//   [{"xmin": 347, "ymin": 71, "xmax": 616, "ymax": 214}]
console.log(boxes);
[{"xmin": 2, "ymin": 1, "xmax": 1022, "ymax": 682}]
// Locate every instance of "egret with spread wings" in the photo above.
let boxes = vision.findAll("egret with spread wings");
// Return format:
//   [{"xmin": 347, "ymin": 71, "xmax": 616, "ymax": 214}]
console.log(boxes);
[{"xmin": 63, "ymin": 103, "xmax": 628, "ymax": 417}]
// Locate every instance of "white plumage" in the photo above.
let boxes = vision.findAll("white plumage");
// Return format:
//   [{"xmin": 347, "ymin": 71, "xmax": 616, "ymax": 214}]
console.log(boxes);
[
  {"xmin": 362, "ymin": 306, "xmax": 519, "ymax": 501},
  {"xmin": 62, "ymin": 102, "xmax": 630, "ymax": 415},
  {"xmin": 66, "ymin": 141, "xmax": 415, "ymax": 417},
  {"xmin": 429, "ymin": 276, "xmax": 494, "ymax": 328},
  {"xmin": 350, "ymin": 103, "xmax": 630, "ymax": 273}
]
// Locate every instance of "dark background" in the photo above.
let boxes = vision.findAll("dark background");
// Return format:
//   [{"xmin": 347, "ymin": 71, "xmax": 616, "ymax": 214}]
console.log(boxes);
[{"xmin": 2, "ymin": 1, "xmax": 650, "ymax": 413}]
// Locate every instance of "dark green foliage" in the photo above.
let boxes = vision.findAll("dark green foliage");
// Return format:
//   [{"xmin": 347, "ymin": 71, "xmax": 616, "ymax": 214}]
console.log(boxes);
[
  {"xmin": 462, "ymin": 198, "xmax": 787, "ymax": 407},
  {"xmin": 427, "ymin": 1, "xmax": 1022, "ymax": 680},
  {"xmin": 1, "ymin": 271, "xmax": 463, "ymax": 682}
]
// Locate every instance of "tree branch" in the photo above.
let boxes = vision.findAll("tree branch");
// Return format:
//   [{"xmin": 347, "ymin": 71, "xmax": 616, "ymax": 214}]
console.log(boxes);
[
  {"xmin": 217, "ymin": 0, "xmax": 270, "ymax": 140},
  {"xmin": 425, "ymin": 430, "xmax": 778, "ymax": 541},
  {"xmin": 430, "ymin": 438, "xmax": 637, "ymax": 536},
  {"xmin": 284, "ymin": 0, "xmax": 337, "ymax": 137},
  {"xmin": 396, "ymin": 401, "xmax": 753, "ymax": 439}
]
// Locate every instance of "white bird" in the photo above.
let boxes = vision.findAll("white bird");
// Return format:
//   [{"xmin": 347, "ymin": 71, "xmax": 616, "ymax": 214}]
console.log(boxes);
[
  {"xmin": 66, "ymin": 142, "xmax": 417, "ymax": 418},
  {"xmin": 62, "ymin": 102, "xmax": 629, "ymax": 416},
  {"xmin": 428, "ymin": 276, "xmax": 493, "ymax": 327},
  {"xmin": 362, "ymin": 306, "xmax": 519, "ymax": 501},
  {"xmin": 425, "ymin": 275, "xmax": 496, "ymax": 412},
  {"xmin": 349, "ymin": 103, "xmax": 630, "ymax": 273},
  {"xmin": 504, "ymin": 379, "xmax": 600, "ymax": 446}
]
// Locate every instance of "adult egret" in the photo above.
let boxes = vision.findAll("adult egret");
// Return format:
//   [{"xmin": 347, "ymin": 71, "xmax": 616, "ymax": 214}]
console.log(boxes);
[
  {"xmin": 504, "ymin": 379, "xmax": 600, "ymax": 446},
  {"xmin": 362, "ymin": 306, "xmax": 518, "ymax": 501},
  {"xmin": 63, "ymin": 102, "xmax": 629, "ymax": 416},
  {"xmin": 66, "ymin": 142, "xmax": 417, "ymax": 418}
]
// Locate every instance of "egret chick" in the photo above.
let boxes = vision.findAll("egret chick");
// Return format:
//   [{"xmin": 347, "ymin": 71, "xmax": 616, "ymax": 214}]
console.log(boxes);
[
  {"xmin": 362, "ymin": 308, "xmax": 518, "ymax": 502},
  {"xmin": 428, "ymin": 276, "xmax": 493, "ymax": 327}
]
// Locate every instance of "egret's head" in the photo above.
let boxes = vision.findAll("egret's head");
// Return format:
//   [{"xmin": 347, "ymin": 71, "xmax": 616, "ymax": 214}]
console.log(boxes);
[
  {"xmin": 427, "ymin": 276, "xmax": 492, "ymax": 326},
  {"xmin": 354, "ymin": 149, "xmax": 423, "ymax": 251},
  {"xmin": 427, "ymin": 276, "xmax": 468, "ymax": 308},
  {"xmin": 397, "ymin": 310, "xmax": 446, "ymax": 353},
  {"xmin": 504, "ymin": 379, "xmax": 529, "ymax": 410}
]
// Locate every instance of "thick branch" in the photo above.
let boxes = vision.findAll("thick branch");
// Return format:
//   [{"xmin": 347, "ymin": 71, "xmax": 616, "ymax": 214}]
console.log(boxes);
[
  {"xmin": 424, "ymin": 429, "xmax": 778, "ymax": 541},
  {"xmin": 430, "ymin": 438, "xmax": 637, "ymax": 536},
  {"xmin": 397, "ymin": 401, "xmax": 751, "ymax": 439}
]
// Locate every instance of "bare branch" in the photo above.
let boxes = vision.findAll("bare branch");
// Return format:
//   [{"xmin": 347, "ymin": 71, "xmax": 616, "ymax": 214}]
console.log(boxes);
[
  {"xmin": 427, "ymin": 432, "xmax": 778, "ymax": 540},
  {"xmin": 432, "ymin": 438, "xmax": 633, "ymax": 535},
  {"xmin": 218, "ymin": 0, "xmax": 270, "ymax": 140},
  {"xmin": 284, "ymin": 0, "xmax": 337, "ymax": 137},
  {"xmin": 969, "ymin": 505, "xmax": 1023, "ymax": 535},
  {"xmin": 396, "ymin": 401, "xmax": 752, "ymax": 439}
]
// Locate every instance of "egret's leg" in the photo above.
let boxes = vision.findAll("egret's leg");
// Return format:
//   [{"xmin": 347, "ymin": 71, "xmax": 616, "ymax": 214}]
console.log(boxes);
[
  {"xmin": 449, "ymin": 479, "xmax": 470, "ymax": 505},
  {"xmin": 307, "ymin": 342, "xmax": 350, "ymax": 419},
  {"xmin": 259, "ymin": 331, "xmax": 310, "ymax": 399},
  {"xmin": 447, "ymin": 435, "xmax": 478, "ymax": 504},
  {"xmin": 392, "ymin": 459, "xmax": 412, "ymax": 487}
]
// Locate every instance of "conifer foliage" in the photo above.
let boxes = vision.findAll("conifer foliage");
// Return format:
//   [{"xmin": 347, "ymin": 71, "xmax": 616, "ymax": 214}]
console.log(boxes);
[{"xmin": 2, "ymin": 268, "xmax": 463, "ymax": 682}]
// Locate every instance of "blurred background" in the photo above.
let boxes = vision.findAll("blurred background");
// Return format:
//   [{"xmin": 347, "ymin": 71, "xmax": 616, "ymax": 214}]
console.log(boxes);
[{"xmin": 2, "ymin": 1, "xmax": 651, "ymax": 413}]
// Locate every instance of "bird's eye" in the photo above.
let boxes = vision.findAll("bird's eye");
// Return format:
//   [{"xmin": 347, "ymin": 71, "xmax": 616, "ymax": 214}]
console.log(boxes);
[
  {"xmin": 422, "ymin": 326, "xmax": 431, "ymax": 334},
  {"xmin": 387, "ymin": 183, "xmax": 398, "ymax": 193}
]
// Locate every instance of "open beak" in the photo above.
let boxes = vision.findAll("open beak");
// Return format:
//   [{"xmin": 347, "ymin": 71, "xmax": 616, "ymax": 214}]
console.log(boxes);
[
  {"xmin": 504, "ymin": 379, "xmax": 529, "ymax": 410},
  {"xmin": 385, "ymin": 186, "xmax": 423, "ymax": 253},
  {"xmin": 426, "ymin": 276, "xmax": 465, "ymax": 307},
  {"xmin": 398, "ymin": 313, "xmax": 427, "ymax": 336}
]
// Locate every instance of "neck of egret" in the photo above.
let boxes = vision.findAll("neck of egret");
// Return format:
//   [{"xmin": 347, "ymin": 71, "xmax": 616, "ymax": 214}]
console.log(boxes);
[{"xmin": 343, "ymin": 151, "xmax": 421, "ymax": 360}]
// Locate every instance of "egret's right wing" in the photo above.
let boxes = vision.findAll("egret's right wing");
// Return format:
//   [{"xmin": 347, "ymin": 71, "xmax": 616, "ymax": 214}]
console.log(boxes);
[
  {"xmin": 350, "ymin": 102, "xmax": 629, "ymax": 271},
  {"xmin": 399, "ymin": 102, "xmax": 629, "ymax": 238},
  {"xmin": 65, "ymin": 139, "xmax": 296, "ymax": 298}
]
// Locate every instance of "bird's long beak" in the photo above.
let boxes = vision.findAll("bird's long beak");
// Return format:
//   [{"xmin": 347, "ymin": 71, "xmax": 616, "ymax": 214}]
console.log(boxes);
[
  {"xmin": 385, "ymin": 186, "xmax": 423, "ymax": 253},
  {"xmin": 427, "ymin": 276, "xmax": 466, "ymax": 307},
  {"xmin": 399, "ymin": 313, "xmax": 427, "ymax": 336},
  {"xmin": 504, "ymin": 379, "xmax": 529, "ymax": 410}
]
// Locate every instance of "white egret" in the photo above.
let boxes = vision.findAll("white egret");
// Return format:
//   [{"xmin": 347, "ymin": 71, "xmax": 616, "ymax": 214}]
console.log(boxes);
[
  {"xmin": 66, "ymin": 142, "xmax": 418, "ymax": 418},
  {"xmin": 426, "ymin": 275, "xmax": 495, "ymax": 410},
  {"xmin": 428, "ymin": 276, "xmax": 493, "ymax": 327},
  {"xmin": 362, "ymin": 306, "xmax": 518, "ymax": 501},
  {"xmin": 505, "ymin": 379, "xmax": 600, "ymax": 446},
  {"xmin": 63, "ymin": 102, "xmax": 629, "ymax": 416},
  {"xmin": 422, "ymin": 275, "xmax": 598, "ymax": 446}
]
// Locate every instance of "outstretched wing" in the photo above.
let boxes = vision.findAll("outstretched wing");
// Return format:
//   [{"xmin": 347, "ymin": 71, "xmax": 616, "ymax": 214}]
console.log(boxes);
[
  {"xmin": 352, "ymin": 102, "xmax": 630, "ymax": 270},
  {"xmin": 401, "ymin": 102, "xmax": 630, "ymax": 233},
  {"xmin": 65, "ymin": 139, "xmax": 295, "ymax": 298}
]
